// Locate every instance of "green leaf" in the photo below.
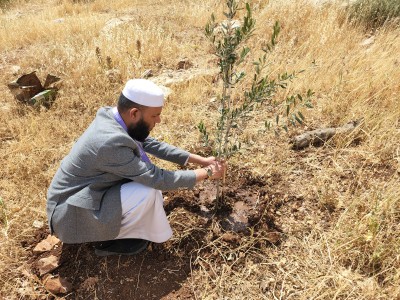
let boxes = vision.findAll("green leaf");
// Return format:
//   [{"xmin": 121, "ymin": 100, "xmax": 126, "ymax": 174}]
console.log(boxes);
[
  {"xmin": 294, "ymin": 114, "xmax": 303, "ymax": 125},
  {"xmin": 198, "ymin": 121, "xmax": 204, "ymax": 131},
  {"xmin": 246, "ymin": 2, "xmax": 251, "ymax": 14},
  {"xmin": 305, "ymin": 102, "xmax": 313, "ymax": 108}
]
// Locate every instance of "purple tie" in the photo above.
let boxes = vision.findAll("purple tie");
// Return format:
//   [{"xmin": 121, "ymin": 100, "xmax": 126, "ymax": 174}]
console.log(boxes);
[{"xmin": 112, "ymin": 107, "xmax": 152, "ymax": 164}]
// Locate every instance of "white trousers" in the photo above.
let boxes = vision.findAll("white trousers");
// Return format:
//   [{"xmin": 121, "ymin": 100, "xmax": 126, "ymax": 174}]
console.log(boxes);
[{"xmin": 115, "ymin": 182, "xmax": 173, "ymax": 243}]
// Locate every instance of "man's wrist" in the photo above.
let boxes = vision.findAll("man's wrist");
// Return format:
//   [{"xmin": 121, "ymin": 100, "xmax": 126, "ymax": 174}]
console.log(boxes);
[{"xmin": 204, "ymin": 166, "xmax": 213, "ymax": 179}]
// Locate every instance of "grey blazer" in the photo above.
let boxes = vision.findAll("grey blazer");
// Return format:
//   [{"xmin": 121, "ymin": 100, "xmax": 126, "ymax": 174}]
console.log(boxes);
[{"xmin": 47, "ymin": 106, "xmax": 196, "ymax": 244}]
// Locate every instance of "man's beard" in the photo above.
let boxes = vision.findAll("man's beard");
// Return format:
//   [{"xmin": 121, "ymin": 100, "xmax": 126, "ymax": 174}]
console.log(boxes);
[{"xmin": 127, "ymin": 117, "xmax": 151, "ymax": 142}]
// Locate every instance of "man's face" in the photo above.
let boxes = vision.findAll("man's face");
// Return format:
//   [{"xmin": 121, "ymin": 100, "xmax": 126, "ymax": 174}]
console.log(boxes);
[{"xmin": 127, "ymin": 106, "xmax": 162, "ymax": 142}]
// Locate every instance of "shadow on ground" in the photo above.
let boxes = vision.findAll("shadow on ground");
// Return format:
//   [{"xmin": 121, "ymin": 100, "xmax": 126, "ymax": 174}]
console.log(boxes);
[{"xmin": 55, "ymin": 242, "xmax": 193, "ymax": 299}]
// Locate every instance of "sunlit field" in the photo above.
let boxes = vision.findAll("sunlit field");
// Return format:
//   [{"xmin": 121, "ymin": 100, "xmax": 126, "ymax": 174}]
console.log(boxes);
[{"xmin": 1, "ymin": 0, "xmax": 399, "ymax": 298}]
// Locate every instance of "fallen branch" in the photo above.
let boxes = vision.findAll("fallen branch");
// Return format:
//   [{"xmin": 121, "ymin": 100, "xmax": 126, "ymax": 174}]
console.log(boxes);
[{"xmin": 290, "ymin": 119, "xmax": 362, "ymax": 150}]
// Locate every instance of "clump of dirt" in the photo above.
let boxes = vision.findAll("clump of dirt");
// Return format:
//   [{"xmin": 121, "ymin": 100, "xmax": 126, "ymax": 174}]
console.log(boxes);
[{"xmin": 22, "ymin": 167, "xmax": 309, "ymax": 299}]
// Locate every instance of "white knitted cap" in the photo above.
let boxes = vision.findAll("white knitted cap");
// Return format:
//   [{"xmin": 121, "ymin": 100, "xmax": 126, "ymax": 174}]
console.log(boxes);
[{"xmin": 122, "ymin": 79, "xmax": 164, "ymax": 107}]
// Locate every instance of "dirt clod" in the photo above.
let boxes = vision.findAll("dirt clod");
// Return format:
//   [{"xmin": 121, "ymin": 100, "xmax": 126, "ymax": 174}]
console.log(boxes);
[
  {"xmin": 33, "ymin": 235, "xmax": 60, "ymax": 253},
  {"xmin": 37, "ymin": 255, "xmax": 60, "ymax": 276},
  {"xmin": 43, "ymin": 275, "xmax": 72, "ymax": 294}
]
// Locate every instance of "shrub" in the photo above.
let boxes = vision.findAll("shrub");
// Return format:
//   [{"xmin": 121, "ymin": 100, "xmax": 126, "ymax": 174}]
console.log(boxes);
[{"xmin": 348, "ymin": 0, "xmax": 400, "ymax": 29}]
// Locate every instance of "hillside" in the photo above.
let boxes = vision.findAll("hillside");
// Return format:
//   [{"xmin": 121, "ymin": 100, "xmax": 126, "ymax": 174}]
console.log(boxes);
[{"xmin": 0, "ymin": 0, "xmax": 399, "ymax": 299}]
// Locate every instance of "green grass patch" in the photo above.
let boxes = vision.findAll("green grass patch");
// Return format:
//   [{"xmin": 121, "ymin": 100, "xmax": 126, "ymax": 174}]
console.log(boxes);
[
  {"xmin": 0, "ymin": 197, "xmax": 8, "ymax": 228},
  {"xmin": 348, "ymin": 0, "xmax": 400, "ymax": 29}
]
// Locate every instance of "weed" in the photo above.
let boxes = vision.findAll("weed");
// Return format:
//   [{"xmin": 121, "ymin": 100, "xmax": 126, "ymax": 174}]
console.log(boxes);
[
  {"xmin": 0, "ymin": 197, "xmax": 8, "ymax": 236},
  {"xmin": 347, "ymin": 0, "xmax": 400, "ymax": 29}
]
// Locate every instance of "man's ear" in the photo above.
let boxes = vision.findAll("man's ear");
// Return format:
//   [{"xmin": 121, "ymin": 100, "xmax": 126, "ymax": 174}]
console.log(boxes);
[{"xmin": 129, "ymin": 108, "xmax": 140, "ymax": 121}]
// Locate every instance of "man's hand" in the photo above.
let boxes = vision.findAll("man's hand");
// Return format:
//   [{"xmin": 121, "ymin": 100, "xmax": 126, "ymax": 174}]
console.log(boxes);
[
  {"xmin": 205, "ymin": 160, "xmax": 226, "ymax": 180},
  {"xmin": 194, "ymin": 159, "xmax": 226, "ymax": 182},
  {"xmin": 200, "ymin": 156, "xmax": 216, "ymax": 167},
  {"xmin": 188, "ymin": 154, "xmax": 216, "ymax": 167}
]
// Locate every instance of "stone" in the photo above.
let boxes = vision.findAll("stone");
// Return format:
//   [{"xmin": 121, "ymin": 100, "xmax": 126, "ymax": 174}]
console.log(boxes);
[
  {"xmin": 11, "ymin": 65, "xmax": 21, "ymax": 75},
  {"xmin": 33, "ymin": 235, "xmax": 60, "ymax": 253},
  {"xmin": 102, "ymin": 19, "xmax": 123, "ymax": 34},
  {"xmin": 360, "ymin": 36, "xmax": 375, "ymax": 47},
  {"xmin": 43, "ymin": 276, "xmax": 72, "ymax": 294},
  {"xmin": 38, "ymin": 255, "xmax": 60, "ymax": 275},
  {"xmin": 101, "ymin": 17, "xmax": 134, "ymax": 37},
  {"xmin": 32, "ymin": 220, "xmax": 44, "ymax": 228}
]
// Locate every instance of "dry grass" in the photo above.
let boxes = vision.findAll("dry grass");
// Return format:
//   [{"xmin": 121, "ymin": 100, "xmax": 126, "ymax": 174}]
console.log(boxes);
[{"xmin": 1, "ymin": 0, "xmax": 399, "ymax": 298}]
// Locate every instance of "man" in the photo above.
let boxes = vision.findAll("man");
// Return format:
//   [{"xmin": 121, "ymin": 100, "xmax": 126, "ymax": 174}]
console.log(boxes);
[{"xmin": 47, "ymin": 79, "xmax": 225, "ymax": 256}]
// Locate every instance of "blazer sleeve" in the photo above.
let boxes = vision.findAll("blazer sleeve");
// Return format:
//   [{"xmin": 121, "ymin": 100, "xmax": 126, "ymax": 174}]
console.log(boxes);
[
  {"xmin": 97, "ymin": 136, "xmax": 196, "ymax": 190},
  {"xmin": 142, "ymin": 137, "xmax": 190, "ymax": 166}
]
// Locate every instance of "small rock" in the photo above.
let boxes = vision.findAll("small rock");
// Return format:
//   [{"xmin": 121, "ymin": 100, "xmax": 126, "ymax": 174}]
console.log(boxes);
[
  {"xmin": 32, "ymin": 220, "xmax": 44, "ymax": 228},
  {"xmin": 200, "ymin": 205, "xmax": 212, "ymax": 219},
  {"xmin": 101, "ymin": 17, "xmax": 133, "ymax": 37},
  {"xmin": 52, "ymin": 18, "xmax": 64, "ymax": 23},
  {"xmin": 38, "ymin": 255, "xmax": 60, "ymax": 275},
  {"xmin": 360, "ymin": 36, "xmax": 375, "ymax": 47},
  {"xmin": 11, "ymin": 65, "xmax": 21, "ymax": 76},
  {"xmin": 33, "ymin": 235, "xmax": 60, "ymax": 253},
  {"xmin": 200, "ymin": 205, "xmax": 210, "ymax": 213},
  {"xmin": 226, "ymin": 252, "xmax": 236, "ymax": 261},
  {"xmin": 43, "ymin": 275, "xmax": 72, "ymax": 294}
]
